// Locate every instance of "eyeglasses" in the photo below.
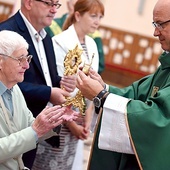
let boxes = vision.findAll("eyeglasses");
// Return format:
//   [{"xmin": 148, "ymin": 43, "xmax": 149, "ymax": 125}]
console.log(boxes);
[
  {"xmin": 0, "ymin": 54, "xmax": 33, "ymax": 65},
  {"xmin": 152, "ymin": 19, "xmax": 170, "ymax": 31},
  {"xmin": 35, "ymin": 0, "xmax": 62, "ymax": 9}
]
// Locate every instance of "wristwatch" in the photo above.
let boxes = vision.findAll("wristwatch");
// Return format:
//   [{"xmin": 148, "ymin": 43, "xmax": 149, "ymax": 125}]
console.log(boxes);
[{"xmin": 93, "ymin": 89, "xmax": 109, "ymax": 108}]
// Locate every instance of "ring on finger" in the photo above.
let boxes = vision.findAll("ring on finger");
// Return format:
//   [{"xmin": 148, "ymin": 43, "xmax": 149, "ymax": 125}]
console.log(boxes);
[
  {"xmin": 48, "ymin": 118, "xmax": 52, "ymax": 123},
  {"xmin": 49, "ymin": 118, "xmax": 56, "ymax": 124}
]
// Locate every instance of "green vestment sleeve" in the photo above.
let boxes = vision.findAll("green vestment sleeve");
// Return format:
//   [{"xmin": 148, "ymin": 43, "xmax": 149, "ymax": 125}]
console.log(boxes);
[{"xmin": 89, "ymin": 52, "xmax": 170, "ymax": 170}]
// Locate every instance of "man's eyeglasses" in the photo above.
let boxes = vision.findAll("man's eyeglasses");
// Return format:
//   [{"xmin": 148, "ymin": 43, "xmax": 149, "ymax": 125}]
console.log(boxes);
[
  {"xmin": 0, "ymin": 54, "xmax": 33, "ymax": 65},
  {"xmin": 35, "ymin": 0, "xmax": 62, "ymax": 9},
  {"xmin": 152, "ymin": 19, "xmax": 170, "ymax": 31}
]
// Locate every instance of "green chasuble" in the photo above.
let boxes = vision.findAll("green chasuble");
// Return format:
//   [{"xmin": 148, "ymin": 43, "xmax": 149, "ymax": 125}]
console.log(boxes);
[
  {"xmin": 45, "ymin": 14, "xmax": 105, "ymax": 74},
  {"xmin": 89, "ymin": 52, "xmax": 170, "ymax": 170}
]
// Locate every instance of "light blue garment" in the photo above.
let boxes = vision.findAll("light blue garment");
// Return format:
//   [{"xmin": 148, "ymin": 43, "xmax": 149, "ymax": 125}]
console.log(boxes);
[{"xmin": 0, "ymin": 82, "xmax": 13, "ymax": 115}]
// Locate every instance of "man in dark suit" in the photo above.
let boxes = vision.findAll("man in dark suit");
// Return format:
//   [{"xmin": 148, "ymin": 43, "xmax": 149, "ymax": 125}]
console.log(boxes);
[{"xmin": 0, "ymin": 0, "xmax": 76, "ymax": 169}]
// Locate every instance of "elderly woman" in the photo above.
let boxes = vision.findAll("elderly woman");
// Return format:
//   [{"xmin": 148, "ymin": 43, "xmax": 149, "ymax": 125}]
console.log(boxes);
[{"xmin": 0, "ymin": 30, "xmax": 77, "ymax": 170}]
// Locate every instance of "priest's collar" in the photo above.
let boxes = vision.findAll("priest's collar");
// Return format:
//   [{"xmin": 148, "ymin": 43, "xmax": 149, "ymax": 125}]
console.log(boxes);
[{"xmin": 159, "ymin": 51, "xmax": 170, "ymax": 69}]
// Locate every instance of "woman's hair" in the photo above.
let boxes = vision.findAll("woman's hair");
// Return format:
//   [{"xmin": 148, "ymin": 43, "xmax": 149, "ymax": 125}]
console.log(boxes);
[
  {"xmin": 62, "ymin": 0, "xmax": 104, "ymax": 31},
  {"xmin": 0, "ymin": 30, "xmax": 28, "ymax": 56}
]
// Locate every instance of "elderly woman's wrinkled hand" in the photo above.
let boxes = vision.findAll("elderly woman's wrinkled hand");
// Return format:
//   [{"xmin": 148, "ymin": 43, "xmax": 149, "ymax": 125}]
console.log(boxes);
[{"xmin": 32, "ymin": 105, "xmax": 65, "ymax": 138}]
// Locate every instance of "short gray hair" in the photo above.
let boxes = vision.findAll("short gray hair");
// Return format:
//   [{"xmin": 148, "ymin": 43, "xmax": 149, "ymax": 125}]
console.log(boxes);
[{"xmin": 0, "ymin": 30, "xmax": 29, "ymax": 56}]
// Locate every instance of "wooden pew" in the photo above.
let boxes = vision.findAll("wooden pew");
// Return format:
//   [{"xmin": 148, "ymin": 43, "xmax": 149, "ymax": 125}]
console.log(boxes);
[
  {"xmin": 0, "ymin": 2, "xmax": 13, "ymax": 22},
  {"xmin": 99, "ymin": 25, "xmax": 163, "ymax": 87}
]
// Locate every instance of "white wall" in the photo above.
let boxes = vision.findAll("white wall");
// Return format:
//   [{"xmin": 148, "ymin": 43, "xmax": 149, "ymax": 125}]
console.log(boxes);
[{"xmin": 5, "ymin": 0, "xmax": 158, "ymax": 38}]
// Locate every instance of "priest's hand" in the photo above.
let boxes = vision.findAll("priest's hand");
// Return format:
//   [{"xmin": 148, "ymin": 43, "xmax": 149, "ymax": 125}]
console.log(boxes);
[
  {"xmin": 76, "ymin": 70, "xmax": 103, "ymax": 100},
  {"xmin": 88, "ymin": 69, "xmax": 106, "ymax": 88}
]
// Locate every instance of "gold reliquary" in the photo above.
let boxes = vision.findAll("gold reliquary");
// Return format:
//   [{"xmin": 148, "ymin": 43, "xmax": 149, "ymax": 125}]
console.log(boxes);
[{"xmin": 62, "ymin": 45, "xmax": 94, "ymax": 115}]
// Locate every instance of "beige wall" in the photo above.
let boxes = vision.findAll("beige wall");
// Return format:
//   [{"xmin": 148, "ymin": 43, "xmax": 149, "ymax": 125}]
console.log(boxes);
[
  {"xmin": 102, "ymin": 0, "xmax": 157, "ymax": 37},
  {"xmin": 5, "ymin": 0, "xmax": 158, "ymax": 38}
]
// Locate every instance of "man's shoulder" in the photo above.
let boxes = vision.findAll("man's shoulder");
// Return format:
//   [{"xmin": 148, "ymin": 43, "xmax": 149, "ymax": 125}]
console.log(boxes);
[
  {"xmin": 0, "ymin": 15, "xmax": 15, "ymax": 29},
  {"xmin": 0, "ymin": 11, "xmax": 20, "ymax": 31}
]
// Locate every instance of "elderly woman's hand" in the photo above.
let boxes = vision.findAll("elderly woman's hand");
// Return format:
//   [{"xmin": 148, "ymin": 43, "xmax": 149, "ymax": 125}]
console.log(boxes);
[{"xmin": 32, "ymin": 105, "xmax": 64, "ymax": 138}]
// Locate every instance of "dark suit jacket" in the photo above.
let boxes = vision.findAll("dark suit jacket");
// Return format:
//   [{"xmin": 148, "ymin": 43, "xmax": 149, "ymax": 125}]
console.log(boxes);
[
  {"xmin": 0, "ymin": 11, "xmax": 61, "ymax": 117},
  {"xmin": 0, "ymin": 11, "xmax": 61, "ymax": 168}
]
